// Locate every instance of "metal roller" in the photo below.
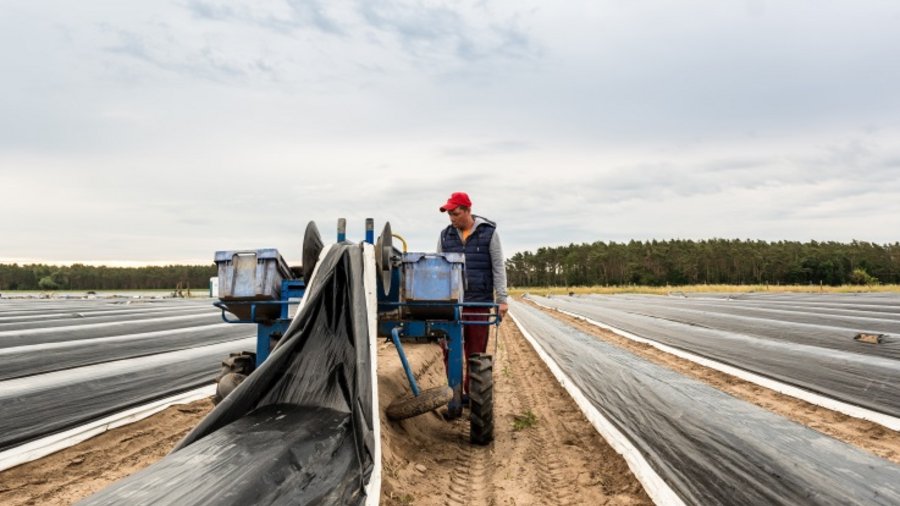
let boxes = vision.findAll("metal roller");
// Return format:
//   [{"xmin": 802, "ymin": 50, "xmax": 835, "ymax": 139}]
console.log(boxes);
[
  {"xmin": 302, "ymin": 221, "xmax": 323, "ymax": 283},
  {"xmin": 375, "ymin": 222, "xmax": 393, "ymax": 296}
]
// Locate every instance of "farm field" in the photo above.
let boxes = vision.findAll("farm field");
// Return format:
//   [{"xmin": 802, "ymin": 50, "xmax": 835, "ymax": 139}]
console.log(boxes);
[
  {"xmin": 511, "ymin": 296, "xmax": 900, "ymax": 504},
  {"xmin": 1, "ymin": 293, "xmax": 899, "ymax": 504},
  {"xmin": 528, "ymin": 292, "xmax": 900, "ymax": 417},
  {"xmin": 0, "ymin": 298, "xmax": 253, "ymax": 467},
  {"xmin": 0, "ymin": 311, "xmax": 654, "ymax": 505},
  {"xmin": 511, "ymin": 283, "xmax": 900, "ymax": 296},
  {"xmin": 0, "ymin": 290, "xmax": 212, "ymax": 299}
]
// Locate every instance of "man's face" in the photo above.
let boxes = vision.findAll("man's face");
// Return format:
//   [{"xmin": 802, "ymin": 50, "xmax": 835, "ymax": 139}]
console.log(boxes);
[{"xmin": 447, "ymin": 207, "xmax": 471, "ymax": 229}]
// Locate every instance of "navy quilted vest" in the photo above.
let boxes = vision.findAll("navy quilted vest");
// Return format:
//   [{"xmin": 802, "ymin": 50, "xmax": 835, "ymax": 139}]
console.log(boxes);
[{"xmin": 440, "ymin": 219, "xmax": 495, "ymax": 302}]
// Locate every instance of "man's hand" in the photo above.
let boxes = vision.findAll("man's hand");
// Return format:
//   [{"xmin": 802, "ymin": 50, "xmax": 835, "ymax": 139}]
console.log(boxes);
[{"xmin": 498, "ymin": 303, "xmax": 509, "ymax": 319}]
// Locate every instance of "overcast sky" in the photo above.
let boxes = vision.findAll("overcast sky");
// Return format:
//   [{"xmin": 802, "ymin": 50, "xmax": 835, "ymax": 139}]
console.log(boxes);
[{"xmin": 2, "ymin": 1, "xmax": 899, "ymax": 266}]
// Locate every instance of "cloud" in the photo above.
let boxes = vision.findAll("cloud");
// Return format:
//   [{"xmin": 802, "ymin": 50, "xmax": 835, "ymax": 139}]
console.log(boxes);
[
  {"xmin": 185, "ymin": 0, "xmax": 344, "ymax": 35},
  {"xmin": 100, "ymin": 23, "xmax": 275, "ymax": 83},
  {"xmin": 3, "ymin": 1, "xmax": 900, "ymax": 263},
  {"xmin": 357, "ymin": 0, "xmax": 534, "ymax": 62},
  {"xmin": 441, "ymin": 141, "xmax": 536, "ymax": 158}
]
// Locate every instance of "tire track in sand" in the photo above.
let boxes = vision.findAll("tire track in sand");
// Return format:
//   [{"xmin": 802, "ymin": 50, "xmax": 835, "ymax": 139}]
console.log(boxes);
[
  {"xmin": 378, "ymin": 324, "xmax": 652, "ymax": 505},
  {"xmin": 444, "ymin": 441, "xmax": 491, "ymax": 505},
  {"xmin": 501, "ymin": 321, "xmax": 578, "ymax": 505}
]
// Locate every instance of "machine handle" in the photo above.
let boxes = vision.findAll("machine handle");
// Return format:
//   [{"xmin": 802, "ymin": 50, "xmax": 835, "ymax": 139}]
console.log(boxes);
[
  {"xmin": 213, "ymin": 300, "xmax": 297, "ymax": 324},
  {"xmin": 213, "ymin": 301, "xmax": 244, "ymax": 323}
]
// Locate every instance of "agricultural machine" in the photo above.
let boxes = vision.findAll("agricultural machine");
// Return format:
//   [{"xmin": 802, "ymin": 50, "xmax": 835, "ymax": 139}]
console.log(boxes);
[{"xmin": 212, "ymin": 219, "xmax": 500, "ymax": 444}]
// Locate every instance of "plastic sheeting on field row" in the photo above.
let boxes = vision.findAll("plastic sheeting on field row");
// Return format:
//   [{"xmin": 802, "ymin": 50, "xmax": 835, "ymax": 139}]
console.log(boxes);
[
  {"xmin": 0, "ymin": 299, "xmax": 210, "ymax": 317},
  {"xmin": 0, "ymin": 338, "xmax": 253, "ymax": 451},
  {"xmin": 510, "ymin": 301, "xmax": 900, "ymax": 505},
  {"xmin": 664, "ymin": 292, "xmax": 900, "ymax": 316},
  {"xmin": 0, "ymin": 312, "xmax": 224, "ymax": 348},
  {"xmin": 713, "ymin": 291, "xmax": 900, "ymax": 307},
  {"xmin": 0, "ymin": 305, "xmax": 214, "ymax": 331},
  {"xmin": 0, "ymin": 323, "xmax": 252, "ymax": 381},
  {"xmin": 531, "ymin": 294, "xmax": 900, "ymax": 417},
  {"xmin": 0, "ymin": 300, "xmax": 209, "ymax": 320},
  {"xmin": 82, "ymin": 243, "xmax": 377, "ymax": 505},
  {"xmin": 584, "ymin": 293, "xmax": 900, "ymax": 356}
]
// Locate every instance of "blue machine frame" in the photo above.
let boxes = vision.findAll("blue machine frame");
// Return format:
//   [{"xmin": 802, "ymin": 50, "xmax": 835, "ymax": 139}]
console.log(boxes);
[
  {"xmin": 378, "ymin": 301, "xmax": 499, "ymax": 415},
  {"xmin": 212, "ymin": 218, "xmax": 501, "ymax": 419},
  {"xmin": 213, "ymin": 278, "xmax": 306, "ymax": 367}
]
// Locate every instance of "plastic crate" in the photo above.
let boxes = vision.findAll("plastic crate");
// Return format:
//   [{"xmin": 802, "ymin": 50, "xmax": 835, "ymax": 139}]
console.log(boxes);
[
  {"xmin": 401, "ymin": 252, "xmax": 464, "ymax": 319},
  {"xmin": 215, "ymin": 249, "xmax": 292, "ymax": 320}
]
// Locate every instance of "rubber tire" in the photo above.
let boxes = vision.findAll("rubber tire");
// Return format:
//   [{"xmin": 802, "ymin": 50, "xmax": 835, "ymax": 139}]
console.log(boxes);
[
  {"xmin": 214, "ymin": 372, "xmax": 247, "ymax": 404},
  {"xmin": 469, "ymin": 353, "xmax": 494, "ymax": 445},
  {"xmin": 213, "ymin": 351, "xmax": 256, "ymax": 404},
  {"xmin": 215, "ymin": 352, "xmax": 256, "ymax": 382},
  {"xmin": 386, "ymin": 386, "xmax": 454, "ymax": 421}
]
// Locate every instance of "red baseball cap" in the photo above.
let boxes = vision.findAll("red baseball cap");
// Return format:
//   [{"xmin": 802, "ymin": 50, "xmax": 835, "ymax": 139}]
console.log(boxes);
[{"xmin": 440, "ymin": 192, "xmax": 472, "ymax": 212}]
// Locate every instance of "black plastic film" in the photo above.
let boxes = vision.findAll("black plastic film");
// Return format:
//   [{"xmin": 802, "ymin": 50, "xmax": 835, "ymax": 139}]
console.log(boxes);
[
  {"xmin": 1, "ymin": 324, "xmax": 251, "ymax": 381},
  {"xmin": 583, "ymin": 293, "xmax": 900, "ymax": 358},
  {"xmin": 531, "ymin": 294, "xmax": 900, "ymax": 416},
  {"xmin": 0, "ymin": 339, "xmax": 253, "ymax": 451},
  {"xmin": 512, "ymin": 301, "xmax": 900, "ymax": 505},
  {"xmin": 81, "ymin": 243, "xmax": 375, "ymax": 505}
]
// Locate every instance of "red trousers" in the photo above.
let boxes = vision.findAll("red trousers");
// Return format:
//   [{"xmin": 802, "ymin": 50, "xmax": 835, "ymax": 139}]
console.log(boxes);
[{"xmin": 442, "ymin": 306, "xmax": 491, "ymax": 394}]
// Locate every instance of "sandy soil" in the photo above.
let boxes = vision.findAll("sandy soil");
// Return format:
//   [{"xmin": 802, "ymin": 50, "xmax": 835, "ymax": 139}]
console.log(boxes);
[
  {"xmin": 378, "ymin": 320, "xmax": 652, "ymax": 505},
  {"xmin": 530, "ymin": 300, "xmax": 900, "ymax": 465},
  {"xmin": 0, "ymin": 401, "xmax": 213, "ymax": 505}
]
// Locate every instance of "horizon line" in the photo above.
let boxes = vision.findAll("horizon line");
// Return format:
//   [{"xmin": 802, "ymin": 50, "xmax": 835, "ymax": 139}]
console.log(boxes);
[{"xmin": 0, "ymin": 258, "xmax": 215, "ymax": 268}]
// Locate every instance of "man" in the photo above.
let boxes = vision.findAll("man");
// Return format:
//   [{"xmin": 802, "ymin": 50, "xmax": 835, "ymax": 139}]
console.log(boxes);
[{"xmin": 437, "ymin": 191, "xmax": 508, "ymax": 400}]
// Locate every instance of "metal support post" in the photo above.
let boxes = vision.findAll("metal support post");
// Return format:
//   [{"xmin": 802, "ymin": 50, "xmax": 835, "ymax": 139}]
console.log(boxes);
[
  {"xmin": 337, "ymin": 218, "xmax": 347, "ymax": 242},
  {"xmin": 391, "ymin": 327, "xmax": 420, "ymax": 396},
  {"xmin": 446, "ymin": 306, "xmax": 464, "ymax": 417},
  {"xmin": 365, "ymin": 218, "xmax": 374, "ymax": 244}
]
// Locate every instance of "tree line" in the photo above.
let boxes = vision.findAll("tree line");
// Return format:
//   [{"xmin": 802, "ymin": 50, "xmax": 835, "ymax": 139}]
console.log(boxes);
[
  {"xmin": 0, "ymin": 263, "xmax": 217, "ymax": 291},
  {"xmin": 505, "ymin": 239, "xmax": 900, "ymax": 287},
  {"xmin": 5, "ymin": 239, "xmax": 898, "ymax": 290}
]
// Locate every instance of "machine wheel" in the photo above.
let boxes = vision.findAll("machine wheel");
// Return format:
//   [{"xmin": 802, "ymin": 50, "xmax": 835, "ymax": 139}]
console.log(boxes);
[
  {"xmin": 215, "ymin": 372, "xmax": 247, "ymax": 403},
  {"xmin": 386, "ymin": 386, "xmax": 453, "ymax": 421},
  {"xmin": 213, "ymin": 351, "xmax": 256, "ymax": 404},
  {"xmin": 468, "ymin": 353, "xmax": 494, "ymax": 445}
]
